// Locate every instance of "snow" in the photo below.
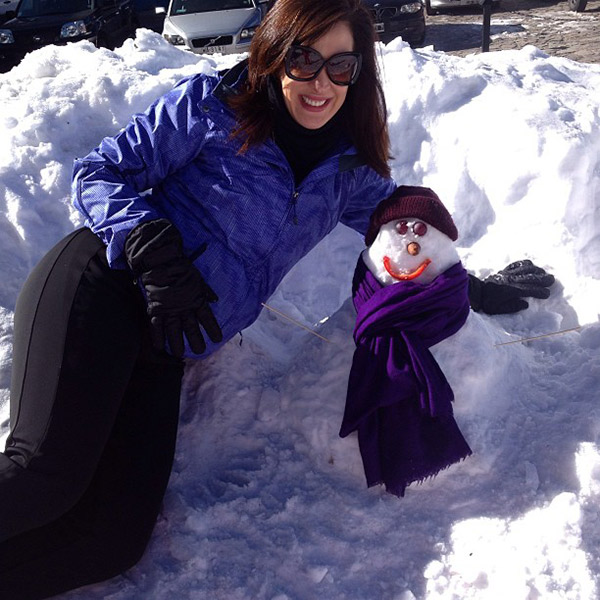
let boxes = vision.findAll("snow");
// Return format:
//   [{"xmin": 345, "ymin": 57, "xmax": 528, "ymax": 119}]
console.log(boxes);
[{"xmin": 1, "ymin": 29, "xmax": 600, "ymax": 599}]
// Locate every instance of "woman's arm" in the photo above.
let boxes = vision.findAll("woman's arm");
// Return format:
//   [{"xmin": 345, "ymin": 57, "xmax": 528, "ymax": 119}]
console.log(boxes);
[
  {"xmin": 72, "ymin": 74, "xmax": 215, "ymax": 267},
  {"xmin": 340, "ymin": 166, "xmax": 396, "ymax": 237}
]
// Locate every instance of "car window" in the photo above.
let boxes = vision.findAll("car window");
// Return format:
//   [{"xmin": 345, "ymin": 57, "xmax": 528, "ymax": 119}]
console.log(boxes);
[
  {"xmin": 170, "ymin": 0, "xmax": 253, "ymax": 16},
  {"xmin": 17, "ymin": 0, "xmax": 93, "ymax": 16}
]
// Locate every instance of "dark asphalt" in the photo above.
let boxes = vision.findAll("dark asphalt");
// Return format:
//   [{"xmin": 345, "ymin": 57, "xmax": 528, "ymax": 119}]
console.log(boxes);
[{"xmin": 420, "ymin": 0, "xmax": 600, "ymax": 64}]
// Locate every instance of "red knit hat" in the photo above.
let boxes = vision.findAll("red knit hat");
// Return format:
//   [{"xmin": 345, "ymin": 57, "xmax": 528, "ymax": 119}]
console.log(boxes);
[{"xmin": 365, "ymin": 185, "xmax": 458, "ymax": 246}]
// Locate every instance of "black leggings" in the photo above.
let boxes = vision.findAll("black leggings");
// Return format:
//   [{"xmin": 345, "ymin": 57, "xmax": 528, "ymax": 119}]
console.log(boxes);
[{"xmin": 0, "ymin": 228, "xmax": 184, "ymax": 599}]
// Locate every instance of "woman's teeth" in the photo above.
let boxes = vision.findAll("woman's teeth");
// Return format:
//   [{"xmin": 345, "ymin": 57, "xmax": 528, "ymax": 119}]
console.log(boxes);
[{"xmin": 302, "ymin": 96, "xmax": 327, "ymax": 107}]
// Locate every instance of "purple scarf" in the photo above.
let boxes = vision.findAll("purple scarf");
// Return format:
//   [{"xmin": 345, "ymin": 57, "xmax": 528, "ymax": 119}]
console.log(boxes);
[{"xmin": 340, "ymin": 258, "xmax": 472, "ymax": 497}]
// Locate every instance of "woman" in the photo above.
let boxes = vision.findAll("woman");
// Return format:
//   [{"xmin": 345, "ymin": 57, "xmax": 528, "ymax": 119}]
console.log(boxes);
[
  {"xmin": 0, "ymin": 0, "xmax": 553, "ymax": 596},
  {"xmin": 0, "ymin": 0, "xmax": 395, "ymax": 597}
]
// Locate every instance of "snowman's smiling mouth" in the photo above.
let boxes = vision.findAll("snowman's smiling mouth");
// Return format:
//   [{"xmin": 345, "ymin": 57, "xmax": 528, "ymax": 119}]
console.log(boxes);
[{"xmin": 383, "ymin": 256, "xmax": 432, "ymax": 281}]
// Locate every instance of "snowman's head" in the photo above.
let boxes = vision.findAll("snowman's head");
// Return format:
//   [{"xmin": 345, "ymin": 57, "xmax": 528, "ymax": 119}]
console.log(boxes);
[{"xmin": 363, "ymin": 186, "xmax": 460, "ymax": 286}]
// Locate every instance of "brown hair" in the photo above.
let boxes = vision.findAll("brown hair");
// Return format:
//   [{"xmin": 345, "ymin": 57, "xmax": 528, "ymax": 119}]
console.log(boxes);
[{"xmin": 228, "ymin": 0, "xmax": 391, "ymax": 178}]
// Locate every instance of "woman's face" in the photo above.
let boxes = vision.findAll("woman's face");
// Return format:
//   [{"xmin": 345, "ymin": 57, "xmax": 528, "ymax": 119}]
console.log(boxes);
[{"xmin": 280, "ymin": 21, "xmax": 354, "ymax": 130}]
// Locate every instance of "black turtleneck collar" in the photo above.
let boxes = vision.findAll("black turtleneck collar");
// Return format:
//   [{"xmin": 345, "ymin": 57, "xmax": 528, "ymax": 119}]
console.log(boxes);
[{"xmin": 268, "ymin": 76, "xmax": 347, "ymax": 185}]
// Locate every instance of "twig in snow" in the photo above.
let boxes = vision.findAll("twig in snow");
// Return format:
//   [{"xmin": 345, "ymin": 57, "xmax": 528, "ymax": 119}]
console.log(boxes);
[
  {"xmin": 494, "ymin": 326, "xmax": 583, "ymax": 347},
  {"xmin": 261, "ymin": 302, "xmax": 332, "ymax": 343}
]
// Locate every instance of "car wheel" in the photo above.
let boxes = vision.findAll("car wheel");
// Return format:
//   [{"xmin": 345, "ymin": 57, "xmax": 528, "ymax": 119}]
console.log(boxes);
[
  {"xmin": 425, "ymin": 0, "xmax": 438, "ymax": 16},
  {"xmin": 567, "ymin": 0, "xmax": 587, "ymax": 10}
]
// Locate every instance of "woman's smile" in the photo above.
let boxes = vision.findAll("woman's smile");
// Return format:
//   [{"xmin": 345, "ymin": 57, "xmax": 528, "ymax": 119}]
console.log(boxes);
[{"xmin": 300, "ymin": 95, "xmax": 331, "ymax": 110}]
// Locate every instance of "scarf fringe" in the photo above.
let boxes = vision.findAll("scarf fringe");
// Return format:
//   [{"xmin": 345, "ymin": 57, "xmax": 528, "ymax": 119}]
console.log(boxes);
[{"xmin": 369, "ymin": 449, "xmax": 473, "ymax": 498}]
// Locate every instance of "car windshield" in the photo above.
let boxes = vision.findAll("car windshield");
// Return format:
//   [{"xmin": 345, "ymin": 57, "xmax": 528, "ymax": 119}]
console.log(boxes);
[
  {"xmin": 170, "ymin": 0, "xmax": 253, "ymax": 16},
  {"xmin": 17, "ymin": 0, "xmax": 92, "ymax": 16}
]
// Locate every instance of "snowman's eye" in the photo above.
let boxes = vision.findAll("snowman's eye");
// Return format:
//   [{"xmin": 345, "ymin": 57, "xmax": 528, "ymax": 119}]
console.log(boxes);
[
  {"xmin": 396, "ymin": 221, "xmax": 409, "ymax": 235},
  {"xmin": 413, "ymin": 221, "xmax": 428, "ymax": 236}
]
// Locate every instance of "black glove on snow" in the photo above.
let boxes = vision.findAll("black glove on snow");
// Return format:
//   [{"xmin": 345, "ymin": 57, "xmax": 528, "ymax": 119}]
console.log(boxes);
[
  {"xmin": 468, "ymin": 260, "xmax": 555, "ymax": 315},
  {"xmin": 125, "ymin": 219, "xmax": 223, "ymax": 357}
]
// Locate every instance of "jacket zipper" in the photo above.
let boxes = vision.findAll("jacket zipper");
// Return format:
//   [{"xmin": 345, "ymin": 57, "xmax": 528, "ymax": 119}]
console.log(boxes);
[{"xmin": 291, "ymin": 190, "xmax": 299, "ymax": 225}]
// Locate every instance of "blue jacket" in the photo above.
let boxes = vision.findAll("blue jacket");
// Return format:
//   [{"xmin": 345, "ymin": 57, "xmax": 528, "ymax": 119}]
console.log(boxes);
[{"xmin": 72, "ymin": 62, "xmax": 396, "ymax": 358}]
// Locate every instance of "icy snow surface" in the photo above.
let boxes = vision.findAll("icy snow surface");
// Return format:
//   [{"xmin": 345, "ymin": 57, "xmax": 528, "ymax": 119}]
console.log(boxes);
[{"xmin": 1, "ymin": 30, "xmax": 600, "ymax": 600}]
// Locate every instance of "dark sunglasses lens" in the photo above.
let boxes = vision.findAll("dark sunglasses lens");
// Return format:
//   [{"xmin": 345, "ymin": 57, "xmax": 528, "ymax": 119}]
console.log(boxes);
[
  {"xmin": 326, "ymin": 55, "xmax": 359, "ymax": 84},
  {"xmin": 287, "ymin": 47, "xmax": 323, "ymax": 80}
]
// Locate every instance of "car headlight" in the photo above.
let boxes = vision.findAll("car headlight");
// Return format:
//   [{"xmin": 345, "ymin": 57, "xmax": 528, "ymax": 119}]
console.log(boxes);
[
  {"xmin": 163, "ymin": 33, "xmax": 185, "ymax": 45},
  {"xmin": 400, "ymin": 2, "xmax": 423, "ymax": 12},
  {"xmin": 60, "ymin": 20, "xmax": 87, "ymax": 38},
  {"xmin": 240, "ymin": 26, "xmax": 257, "ymax": 40},
  {"xmin": 0, "ymin": 29, "xmax": 15, "ymax": 44}
]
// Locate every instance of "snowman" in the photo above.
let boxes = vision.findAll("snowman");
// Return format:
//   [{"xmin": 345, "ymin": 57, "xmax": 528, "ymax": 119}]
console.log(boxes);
[
  {"xmin": 362, "ymin": 186, "xmax": 460, "ymax": 286},
  {"xmin": 340, "ymin": 186, "xmax": 472, "ymax": 497}
]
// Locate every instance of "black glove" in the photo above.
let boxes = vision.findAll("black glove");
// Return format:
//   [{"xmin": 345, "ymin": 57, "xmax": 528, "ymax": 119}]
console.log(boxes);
[
  {"xmin": 468, "ymin": 260, "xmax": 555, "ymax": 315},
  {"xmin": 125, "ymin": 219, "xmax": 223, "ymax": 357}
]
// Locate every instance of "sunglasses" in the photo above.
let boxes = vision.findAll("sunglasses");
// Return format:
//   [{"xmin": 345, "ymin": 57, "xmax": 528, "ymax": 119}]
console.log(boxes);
[{"xmin": 284, "ymin": 45, "xmax": 362, "ymax": 86}]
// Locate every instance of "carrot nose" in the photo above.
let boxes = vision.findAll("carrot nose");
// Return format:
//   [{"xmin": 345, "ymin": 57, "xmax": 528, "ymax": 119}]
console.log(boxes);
[{"xmin": 407, "ymin": 242, "xmax": 420, "ymax": 256}]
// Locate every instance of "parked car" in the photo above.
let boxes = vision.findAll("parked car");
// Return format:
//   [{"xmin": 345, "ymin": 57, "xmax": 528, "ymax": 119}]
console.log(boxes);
[
  {"xmin": 161, "ymin": 0, "xmax": 269, "ymax": 55},
  {"xmin": 568, "ymin": 0, "xmax": 586, "ymax": 11},
  {"xmin": 361, "ymin": 0, "xmax": 425, "ymax": 47},
  {"xmin": 0, "ymin": 0, "xmax": 18, "ymax": 24},
  {"xmin": 424, "ymin": 0, "xmax": 499, "ymax": 16},
  {"xmin": 0, "ymin": 0, "xmax": 137, "ymax": 71},
  {"xmin": 133, "ymin": 0, "xmax": 167, "ymax": 32}
]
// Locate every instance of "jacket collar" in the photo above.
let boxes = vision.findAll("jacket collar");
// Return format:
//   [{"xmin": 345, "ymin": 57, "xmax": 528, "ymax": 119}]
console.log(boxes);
[{"xmin": 213, "ymin": 58, "xmax": 249, "ymax": 103}]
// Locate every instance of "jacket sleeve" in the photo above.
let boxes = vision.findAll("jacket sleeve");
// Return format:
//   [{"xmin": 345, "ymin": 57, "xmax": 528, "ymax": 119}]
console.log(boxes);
[
  {"xmin": 71, "ymin": 74, "xmax": 215, "ymax": 268},
  {"xmin": 340, "ymin": 166, "xmax": 396, "ymax": 237}
]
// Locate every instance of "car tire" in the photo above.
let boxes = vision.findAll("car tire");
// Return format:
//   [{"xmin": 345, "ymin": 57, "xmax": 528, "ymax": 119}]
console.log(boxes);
[
  {"xmin": 425, "ymin": 0, "xmax": 438, "ymax": 16},
  {"xmin": 96, "ymin": 32, "xmax": 110, "ymax": 48},
  {"xmin": 567, "ymin": 0, "xmax": 587, "ymax": 10}
]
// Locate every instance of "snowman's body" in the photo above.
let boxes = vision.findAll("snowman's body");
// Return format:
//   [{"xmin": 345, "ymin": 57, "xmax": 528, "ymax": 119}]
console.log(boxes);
[
  {"xmin": 362, "ymin": 218, "xmax": 460, "ymax": 286},
  {"xmin": 341, "ymin": 186, "xmax": 472, "ymax": 497}
]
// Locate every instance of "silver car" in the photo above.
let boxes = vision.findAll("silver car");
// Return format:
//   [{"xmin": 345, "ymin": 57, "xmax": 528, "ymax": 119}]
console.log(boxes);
[{"xmin": 162, "ymin": 0, "xmax": 269, "ymax": 55}]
